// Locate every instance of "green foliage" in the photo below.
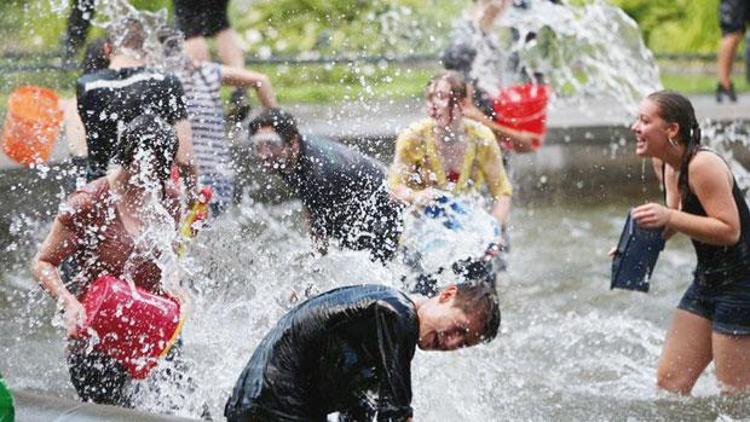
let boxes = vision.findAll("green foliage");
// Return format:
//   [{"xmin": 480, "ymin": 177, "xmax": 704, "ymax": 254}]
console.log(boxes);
[
  {"xmin": 611, "ymin": 0, "xmax": 721, "ymax": 53},
  {"xmin": 231, "ymin": 0, "xmax": 465, "ymax": 57},
  {"xmin": 251, "ymin": 62, "xmax": 438, "ymax": 103},
  {"xmin": 0, "ymin": 0, "xmax": 738, "ymax": 106},
  {"xmin": 0, "ymin": 0, "xmax": 725, "ymax": 55}
]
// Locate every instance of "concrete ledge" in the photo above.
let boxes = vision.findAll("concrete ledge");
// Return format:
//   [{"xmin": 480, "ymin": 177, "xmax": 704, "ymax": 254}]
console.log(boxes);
[{"xmin": 12, "ymin": 389, "xmax": 197, "ymax": 422}]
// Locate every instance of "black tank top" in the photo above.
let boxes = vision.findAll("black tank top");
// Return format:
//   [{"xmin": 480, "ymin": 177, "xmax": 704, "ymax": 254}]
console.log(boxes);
[{"xmin": 677, "ymin": 148, "xmax": 750, "ymax": 285}]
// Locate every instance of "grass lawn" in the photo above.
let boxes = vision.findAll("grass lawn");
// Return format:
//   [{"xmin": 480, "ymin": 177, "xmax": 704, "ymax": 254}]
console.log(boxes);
[
  {"xmin": 0, "ymin": 61, "xmax": 745, "ymax": 120},
  {"xmin": 661, "ymin": 72, "xmax": 750, "ymax": 95}
]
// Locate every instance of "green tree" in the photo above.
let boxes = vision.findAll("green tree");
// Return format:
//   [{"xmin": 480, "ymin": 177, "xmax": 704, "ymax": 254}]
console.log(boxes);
[{"xmin": 611, "ymin": 0, "xmax": 721, "ymax": 53}]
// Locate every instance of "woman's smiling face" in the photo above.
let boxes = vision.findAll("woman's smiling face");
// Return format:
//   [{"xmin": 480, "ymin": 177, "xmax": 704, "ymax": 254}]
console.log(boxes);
[{"xmin": 631, "ymin": 98, "xmax": 672, "ymax": 158}]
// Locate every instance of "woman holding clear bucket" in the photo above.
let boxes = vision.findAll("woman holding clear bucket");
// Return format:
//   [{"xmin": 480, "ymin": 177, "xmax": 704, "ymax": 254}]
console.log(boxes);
[
  {"xmin": 627, "ymin": 90, "xmax": 750, "ymax": 394},
  {"xmin": 31, "ymin": 115, "xmax": 187, "ymax": 405}
]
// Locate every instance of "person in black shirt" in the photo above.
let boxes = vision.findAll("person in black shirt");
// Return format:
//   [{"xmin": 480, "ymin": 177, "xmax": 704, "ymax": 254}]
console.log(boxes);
[
  {"xmin": 248, "ymin": 108, "xmax": 402, "ymax": 262},
  {"xmin": 76, "ymin": 17, "xmax": 197, "ymax": 193},
  {"xmin": 627, "ymin": 91, "xmax": 750, "ymax": 394},
  {"xmin": 224, "ymin": 282, "xmax": 501, "ymax": 421}
]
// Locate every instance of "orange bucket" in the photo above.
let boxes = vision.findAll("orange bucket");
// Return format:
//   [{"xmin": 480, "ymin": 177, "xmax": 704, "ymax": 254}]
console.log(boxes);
[
  {"xmin": 81, "ymin": 275, "xmax": 185, "ymax": 379},
  {"xmin": 492, "ymin": 83, "xmax": 550, "ymax": 151},
  {"xmin": 1, "ymin": 86, "xmax": 63, "ymax": 166}
]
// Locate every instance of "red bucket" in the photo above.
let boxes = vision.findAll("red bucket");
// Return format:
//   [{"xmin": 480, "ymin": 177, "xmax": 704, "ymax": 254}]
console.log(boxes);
[
  {"xmin": 81, "ymin": 275, "xmax": 185, "ymax": 379},
  {"xmin": 492, "ymin": 83, "xmax": 550, "ymax": 151}
]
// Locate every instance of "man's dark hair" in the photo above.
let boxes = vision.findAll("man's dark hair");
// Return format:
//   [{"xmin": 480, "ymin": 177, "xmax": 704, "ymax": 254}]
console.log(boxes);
[
  {"xmin": 82, "ymin": 37, "xmax": 112, "ymax": 74},
  {"xmin": 453, "ymin": 282, "xmax": 501, "ymax": 343},
  {"xmin": 117, "ymin": 114, "xmax": 178, "ymax": 182},
  {"xmin": 249, "ymin": 108, "xmax": 300, "ymax": 144}
]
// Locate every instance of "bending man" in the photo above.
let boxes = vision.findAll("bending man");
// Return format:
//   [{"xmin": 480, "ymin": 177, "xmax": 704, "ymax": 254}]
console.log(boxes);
[
  {"xmin": 249, "ymin": 108, "xmax": 402, "ymax": 262},
  {"xmin": 225, "ymin": 282, "xmax": 500, "ymax": 421}
]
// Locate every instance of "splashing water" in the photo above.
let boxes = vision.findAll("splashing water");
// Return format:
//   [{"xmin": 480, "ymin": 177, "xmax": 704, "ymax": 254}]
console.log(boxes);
[
  {"xmin": 400, "ymin": 195, "xmax": 498, "ymax": 275},
  {"xmin": 472, "ymin": 0, "xmax": 662, "ymax": 114},
  {"xmin": 5, "ymin": 0, "xmax": 750, "ymax": 420}
]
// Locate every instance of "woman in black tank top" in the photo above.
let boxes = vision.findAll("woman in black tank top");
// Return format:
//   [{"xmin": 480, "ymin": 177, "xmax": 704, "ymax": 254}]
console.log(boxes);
[{"xmin": 629, "ymin": 90, "xmax": 750, "ymax": 396}]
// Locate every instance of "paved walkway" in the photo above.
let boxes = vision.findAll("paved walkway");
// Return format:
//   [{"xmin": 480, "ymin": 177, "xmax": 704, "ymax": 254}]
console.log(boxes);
[{"xmin": 288, "ymin": 93, "xmax": 750, "ymax": 140}]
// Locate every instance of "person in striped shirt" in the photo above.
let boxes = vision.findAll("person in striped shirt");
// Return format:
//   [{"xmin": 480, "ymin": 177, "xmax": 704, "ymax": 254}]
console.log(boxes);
[{"xmin": 160, "ymin": 27, "xmax": 277, "ymax": 214}]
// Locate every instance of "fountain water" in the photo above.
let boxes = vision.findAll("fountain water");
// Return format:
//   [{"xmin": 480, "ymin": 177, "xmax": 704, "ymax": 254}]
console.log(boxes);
[{"xmin": 3, "ymin": 0, "xmax": 750, "ymax": 420}]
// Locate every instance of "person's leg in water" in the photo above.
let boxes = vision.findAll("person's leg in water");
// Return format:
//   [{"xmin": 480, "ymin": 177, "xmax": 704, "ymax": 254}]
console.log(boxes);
[
  {"xmin": 67, "ymin": 339, "xmax": 132, "ymax": 406},
  {"xmin": 656, "ymin": 310, "xmax": 713, "ymax": 394},
  {"xmin": 713, "ymin": 333, "xmax": 750, "ymax": 393},
  {"xmin": 139, "ymin": 339, "xmax": 212, "ymax": 418},
  {"xmin": 707, "ymin": 278, "xmax": 750, "ymax": 393}
]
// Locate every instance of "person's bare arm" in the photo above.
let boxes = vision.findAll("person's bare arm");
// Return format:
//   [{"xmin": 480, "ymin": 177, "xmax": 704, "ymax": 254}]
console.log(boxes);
[
  {"xmin": 221, "ymin": 65, "xmax": 277, "ymax": 109},
  {"xmin": 462, "ymin": 98, "xmax": 538, "ymax": 153},
  {"xmin": 215, "ymin": 27, "xmax": 245, "ymax": 69},
  {"xmin": 476, "ymin": 0, "xmax": 511, "ymax": 32},
  {"xmin": 481, "ymin": 138, "xmax": 513, "ymax": 227},
  {"xmin": 62, "ymin": 98, "xmax": 87, "ymax": 158},
  {"xmin": 390, "ymin": 183, "xmax": 440, "ymax": 206},
  {"xmin": 633, "ymin": 153, "xmax": 740, "ymax": 246},
  {"xmin": 174, "ymin": 119, "xmax": 198, "ymax": 200},
  {"xmin": 491, "ymin": 195, "xmax": 511, "ymax": 227},
  {"xmin": 31, "ymin": 218, "xmax": 86, "ymax": 337}
]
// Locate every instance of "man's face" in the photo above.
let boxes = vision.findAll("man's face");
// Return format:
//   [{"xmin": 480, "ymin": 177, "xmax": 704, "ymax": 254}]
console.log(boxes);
[
  {"xmin": 418, "ymin": 287, "xmax": 486, "ymax": 351},
  {"xmin": 252, "ymin": 126, "xmax": 293, "ymax": 172}
]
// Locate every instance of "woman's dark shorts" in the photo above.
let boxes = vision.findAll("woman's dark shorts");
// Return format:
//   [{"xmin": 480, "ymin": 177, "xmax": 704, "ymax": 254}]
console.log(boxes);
[
  {"xmin": 678, "ymin": 277, "xmax": 750, "ymax": 335},
  {"xmin": 720, "ymin": 0, "xmax": 750, "ymax": 36},
  {"xmin": 174, "ymin": 0, "xmax": 231, "ymax": 38}
]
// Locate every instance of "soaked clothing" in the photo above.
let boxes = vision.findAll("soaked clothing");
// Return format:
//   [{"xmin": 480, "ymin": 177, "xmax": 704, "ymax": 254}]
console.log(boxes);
[
  {"xmin": 284, "ymin": 136, "xmax": 402, "ymax": 262},
  {"xmin": 176, "ymin": 62, "xmax": 234, "ymax": 211},
  {"xmin": 51, "ymin": 178, "xmax": 181, "ymax": 298},
  {"xmin": 66, "ymin": 337, "xmax": 132, "ymax": 406},
  {"xmin": 174, "ymin": 0, "xmax": 231, "ymax": 38},
  {"xmin": 390, "ymin": 118, "xmax": 512, "ymax": 200},
  {"xmin": 680, "ymin": 149, "xmax": 750, "ymax": 286},
  {"xmin": 48, "ymin": 178, "xmax": 182, "ymax": 403},
  {"xmin": 720, "ymin": 0, "xmax": 750, "ymax": 35},
  {"xmin": 670, "ymin": 148, "xmax": 750, "ymax": 334},
  {"xmin": 225, "ymin": 285, "xmax": 418, "ymax": 421},
  {"xmin": 76, "ymin": 67, "xmax": 188, "ymax": 180},
  {"xmin": 678, "ymin": 278, "xmax": 750, "ymax": 335},
  {"xmin": 66, "ymin": 336, "xmax": 187, "ymax": 406}
]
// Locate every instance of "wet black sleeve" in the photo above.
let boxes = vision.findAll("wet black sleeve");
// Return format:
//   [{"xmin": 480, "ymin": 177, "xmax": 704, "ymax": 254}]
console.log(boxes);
[
  {"xmin": 374, "ymin": 302, "xmax": 416, "ymax": 421},
  {"xmin": 161, "ymin": 74, "xmax": 189, "ymax": 124}
]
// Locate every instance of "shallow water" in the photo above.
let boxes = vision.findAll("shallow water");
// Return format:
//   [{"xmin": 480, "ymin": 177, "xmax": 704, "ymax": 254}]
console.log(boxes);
[
  {"xmin": 2, "ymin": 0, "xmax": 749, "ymax": 419},
  {"xmin": 3, "ymin": 194, "xmax": 750, "ymax": 420}
]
